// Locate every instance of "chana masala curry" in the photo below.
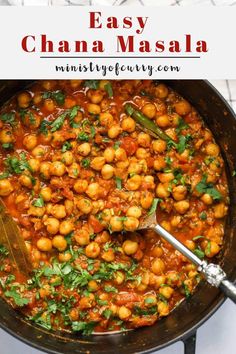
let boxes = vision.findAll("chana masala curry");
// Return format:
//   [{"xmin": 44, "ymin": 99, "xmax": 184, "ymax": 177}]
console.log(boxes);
[{"xmin": 0, "ymin": 80, "xmax": 229, "ymax": 335}]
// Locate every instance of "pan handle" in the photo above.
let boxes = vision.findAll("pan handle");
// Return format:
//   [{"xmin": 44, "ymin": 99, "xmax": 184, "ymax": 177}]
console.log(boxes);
[
  {"xmin": 182, "ymin": 332, "xmax": 197, "ymax": 354},
  {"xmin": 219, "ymin": 279, "xmax": 236, "ymax": 304}
]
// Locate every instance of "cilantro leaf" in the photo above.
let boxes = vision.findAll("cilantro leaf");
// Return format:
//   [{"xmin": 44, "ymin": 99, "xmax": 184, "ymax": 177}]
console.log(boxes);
[
  {"xmin": 0, "ymin": 112, "xmax": 16, "ymax": 127},
  {"xmin": 32, "ymin": 195, "xmax": 44, "ymax": 208},
  {"xmin": 104, "ymin": 82, "xmax": 113, "ymax": 98},
  {"xmin": 72, "ymin": 321, "xmax": 97, "ymax": 336},
  {"xmin": 5, "ymin": 153, "xmax": 31, "ymax": 174},
  {"xmin": 84, "ymin": 80, "xmax": 99, "ymax": 90},
  {"xmin": 115, "ymin": 176, "xmax": 122, "ymax": 190},
  {"xmin": 77, "ymin": 132, "xmax": 89, "ymax": 142},
  {"xmin": 50, "ymin": 113, "xmax": 67, "ymax": 132},
  {"xmin": 5, "ymin": 288, "xmax": 29, "ymax": 307},
  {"xmin": 175, "ymin": 118, "xmax": 189, "ymax": 134},
  {"xmin": 196, "ymin": 176, "xmax": 222, "ymax": 201},
  {"xmin": 176, "ymin": 134, "xmax": 192, "ymax": 154},
  {"xmin": 61, "ymin": 141, "xmax": 72, "ymax": 152},
  {"xmin": 148, "ymin": 198, "xmax": 162, "ymax": 216}
]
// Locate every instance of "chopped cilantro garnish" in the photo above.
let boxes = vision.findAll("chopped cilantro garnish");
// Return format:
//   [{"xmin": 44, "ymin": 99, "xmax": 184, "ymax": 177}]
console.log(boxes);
[
  {"xmin": 196, "ymin": 175, "xmax": 222, "ymax": 201},
  {"xmin": 72, "ymin": 321, "xmax": 97, "ymax": 336},
  {"xmin": 32, "ymin": 195, "xmax": 44, "ymax": 208},
  {"xmin": 84, "ymin": 80, "xmax": 99, "ymax": 90},
  {"xmin": 115, "ymin": 176, "xmax": 122, "ymax": 190},
  {"xmin": 61, "ymin": 141, "xmax": 72, "ymax": 152},
  {"xmin": 50, "ymin": 113, "xmax": 67, "ymax": 132},
  {"xmin": 77, "ymin": 132, "xmax": 89, "ymax": 142},
  {"xmin": 0, "ymin": 112, "xmax": 16, "ymax": 127},
  {"xmin": 104, "ymin": 285, "xmax": 118, "ymax": 293},
  {"xmin": 175, "ymin": 118, "xmax": 189, "ymax": 134},
  {"xmin": 176, "ymin": 134, "xmax": 192, "ymax": 154},
  {"xmin": 5, "ymin": 287, "xmax": 29, "ymax": 307},
  {"xmin": 148, "ymin": 198, "xmax": 162, "ymax": 216},
  {"xmin": 5, "ymin": 153, "xmax": 31, "ymax": 174},
  {"xmin": 81, "ymin": 158, "xmax": 90, "ymax": 168},
  {"xmin": 199, "ymin": 211, "xmax": 207, "ymax": 220},
  {"xmin": 104, "ymin": 82, "xmax": 113, "ymax": 98}
]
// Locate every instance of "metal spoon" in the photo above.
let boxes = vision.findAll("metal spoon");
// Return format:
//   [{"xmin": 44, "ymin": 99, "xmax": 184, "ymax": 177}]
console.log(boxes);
[{"xmin": 139, "ymin": 212, "xmax": 236, "ymax": 304}]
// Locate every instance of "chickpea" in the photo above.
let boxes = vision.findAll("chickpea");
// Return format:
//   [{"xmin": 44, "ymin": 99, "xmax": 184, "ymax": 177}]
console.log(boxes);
[
  {"xmin": 40, "ymin": 187, "xmax": 52, "ymax": 202},
  {"xmin": 0, "ymin": 129, "xmax": 13, "ymax": 144},
  {"xmin": 122, "ymin": 240, "xmax": 138, "ymax": 255},
  {"xmin": 126, "ymin": 175, "xmax": 142, "ymax": 191},
  {"xmin": 213, "ymin": 203, "xmax": 228, "ymax": 219},
  {"xmin": 74, "ymin": 179, "xmax": 88, "ymax": 193},
  {"xmin": 144, "ymin": 295, "xmax": 157, "ymax": 307},
  {"xmin": 23, "ymin": 134, "xmax": 37, "ymax": 150},
  {"xmin": 39, "ymin": 162, "xmax": 51, "ymax": 179},
  {"xmin": 77, "ymin": 142, "xmax": 91, "ymax": 157},
  {"xmin": 0, "ymin": 179, "xmax": 13, "ymax": 196},
  {"xmin": 142, "ymin": 103, "xmax": 156, "ymax": 119},
  {"xmin": 87, "ymin": 90, "xmax": 103, "ymax": 104},
  {"xmin": 87, "ymin": 103, "xmax": 101, "ymax": 115},
  {"xmin": 19, "ymin": 174, "xmax": 33, "ymax": 189},
  {"xmin": 51, "ymin": 204, "xmax": 66, "ymax": 219},
  {"xmin": 102, "ymin": 249, "xmax": 115, "ymax": 262},
  {"xmin": 174, "ymin": 100, "xmax": 191, "ymax": 116},
  {"xmin": 17, "ymin": 91, "xmax": 31, "ymax": 108},
  {"xmin": 155, "ymin": 275, "xmax": 166, "ymax": 289},
  {"xmin": 185, "ymin": 240, "xmax": 196, "ymax": 251},
  {"xmin": 44, "ymin": 217, "xmax": 60, "ymax": 235},
  {"xmin": 114, "ymin": 271, "xmax": 125, "ymax": 285},
  {"xmin": 115, "ymin": 147, "xmax": 127, "ymax": 161},
  {"xmin": 101, "ymin": 164, "xmax": 114, "ymax": 180},
  {"xmin": 151, "ymin": 246, "xmax": 164, "ymax": 258},
  {"xmin": 28, "ymin": 158, "xmax": 40, "ymax": 172},
  {"xmin": 158, "ymin": 172, "xmax": 174, "ymax": 183},
  {"xmin": 28, "ymin": 205, "xmax": 45, "ymax": 217},
  {"xmin": 118, "ymin": 306, "xmax": 131, "ymax": 321},
  {"xmin": 110, "ymin": 304, "xmax": 118, "ymax": 316},
  {"xmin": 205, "ymin": 241, "xmax": 220, "ymax": 258},
  {"xmin": 37, "ymin": 237, "xmax": 52, "ymax": 252},
  {"xmin": 161, "ymin": 221, "xmax": 172, "ymax": 233},
  {"xmin": 61, "ymin": 151, "xmax": 74, "ymax": 166},
  {"xmin": 90, "ymin": 156, "xmax": 105, "ymax": 171},
  {"xmin": 152, "ymin": 139, "xmax": 167, "ymax": 153},
  {"xmin": 58, "ymin": 252, "xmax": 72, "ymax": 262},
  {"xmin": 140, "ymin": 191, "xmax": 154, "ymax": 209},
  {"xmin": 32, "ymin": 146, "xmax": 46, "ymax": 158},
  {"xmin": 171, "ymin": 215, "xmax": 181, "ymax": 227},
  {"xmin": 86, "ymin": 183, "xmax": 100, "ymax": 200},
  {"xmin": 201, "ymin": 193, "xmax": 213, "ymax": 205},
  {"xmin": 126, "ymin": 206, "xmax": 142, "ymax": 218},
  {"xmin": 157, "ymin": 302, "xmax": 170, "ymax": 316},
  {"xmin": 59, "ymin": 220, "xmax": 74, "ymax": 235},
  {"xmin": 104, "ymin": 147, "xmax": 115, "ymax": 163},
  {"xmin": 153, "ymin": 156, "xmax": 166, "ymax": 171},
  {"xmin": 44, "ymin": 99, "xmax": 55, "ymax": 112},
  {"xmin": 50, "ymin": 161, "xmax": 66, "ymax": 177},
  {"xmin": 121, "ymin": 117, "xmax": 136, "ymax": 132},
  {"xmin": 124, "ymin": 217, "xmax": 139, "ymax": 232},
  {"xmin": 172, "ymin": 185, "xmax": 187, "ymax": 201},
  {"xmin": 79, "ymin": 293, "xmax": 95, "ymax": 310},
  {"xmin": 99, "ymin": 112, "xmax": 114, "ymax": 128},
  {"xmin": 88, "ymin": 280, "xmax": 99, "ymax": 292},
  {"xmin": 64, "ymin": 200, "xmax": 74, "ymax": 214},
  {"xmin": 156, "ymin": 115, "xmax": 170, "ymax": 128},
  {"xmin": 74, "ymin": 229, "xmax": 90, "ymax": 246},
  {"xmin": 137, "ymin": 132, "xmax": 151, "ymax": 148},
  {"xmin": 156, "ymin": 183, "xmax": 170, "ymax": 198},
  {"xmin": 155, "ymin": 84, "xmax": 169, "ymax": 99},
  {"xmin": 136, "ymin": 147, "xmax": 149, "ymax": 160},
  {"xmin": 152, "ymin": 258, "xmax": 165, "ymax": 275},
  {"xmin": 85, "ymin": 241, "xmax": 100, "ymax": 258},
  {"xmin": 109, "ymin": 216, "xmax": 123, "ymax": 232},
  {"xmin": 107, "ymin": 124, "xmax": 122, "ymax": 139},
  {"xmin": 174, "ymin": 200, "xmax": 190, "ymax": 214},
  {"xmin": 52, "ymin": 235, "xmax": 67, "ymax": 251},
  {"xmin": 205, "ymin": 143, "xmax": 220, "ymax": 156},
  {"xmin": 159, "ymin": 286, "xmax": 174, "ymax": 299},
  {"xmin": 77, "ymin": 198, "xmax": 93, "ymax": 214},
  {"xmin": 101, "ymin": 209, "xmax": 112, "ymax": 222},
  {"xmin": 70, "ymin": 80, "xmax": 82, "ymax": 89}
]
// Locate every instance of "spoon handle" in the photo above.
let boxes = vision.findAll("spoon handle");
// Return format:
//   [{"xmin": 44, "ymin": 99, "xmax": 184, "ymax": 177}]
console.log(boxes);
[{"xmin": 153, "ymin": 224, "xmax": 236, "ymax": 304}]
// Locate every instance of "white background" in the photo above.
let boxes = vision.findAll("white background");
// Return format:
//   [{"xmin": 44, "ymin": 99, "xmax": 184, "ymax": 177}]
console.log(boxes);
[{"xmin": 0, "ymin": 6, "xmax": 236, "ymax": 78}]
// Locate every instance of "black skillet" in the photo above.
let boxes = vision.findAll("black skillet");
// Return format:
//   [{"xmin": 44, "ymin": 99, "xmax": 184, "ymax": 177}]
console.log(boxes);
[{"xmin": 0, "ymin": 80, "xmax": 236, "ymax": 354}]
